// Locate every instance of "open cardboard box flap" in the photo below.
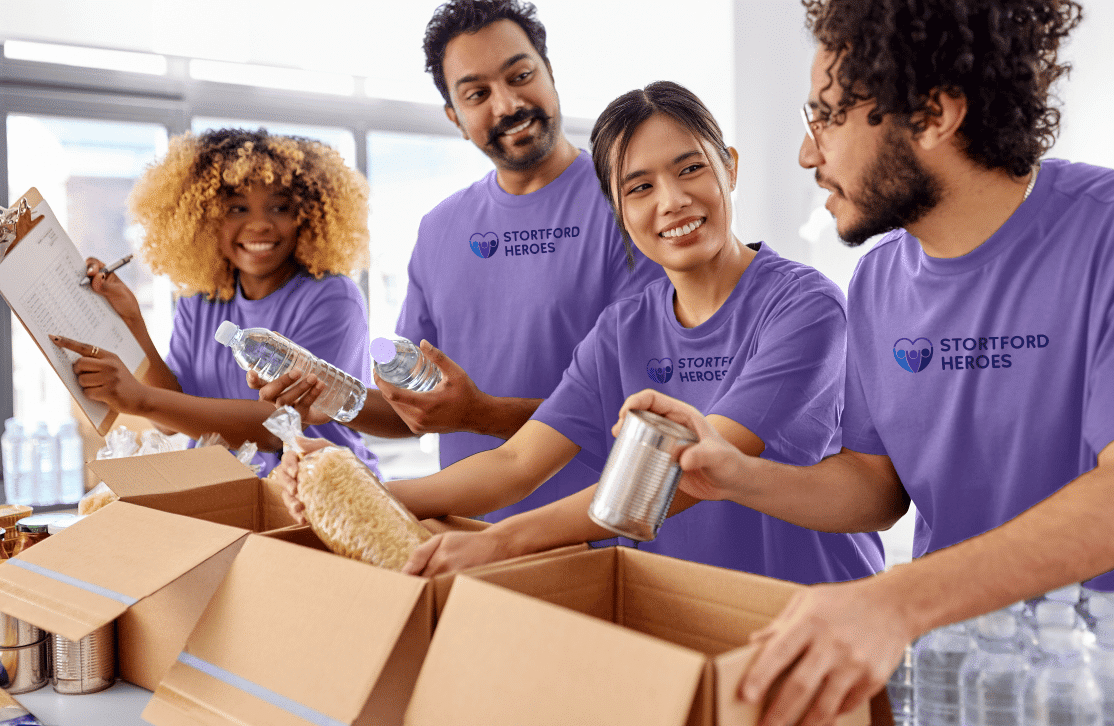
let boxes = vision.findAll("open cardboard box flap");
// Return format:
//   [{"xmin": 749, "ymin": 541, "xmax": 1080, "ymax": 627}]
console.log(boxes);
[
  {"xmin": 86, "ymin": 446, "xmax": 294, "ymax": 531},
  {"xmin": 406, "ymin": 546, "xmax": 876, "ymax": 726},
  {"xmin": 144, "ymin": 533, "xmax": 433, "ymax": 726},
  {"xmin": 0, "ymin": 501, "xmax": 247, "ymax": 642}
]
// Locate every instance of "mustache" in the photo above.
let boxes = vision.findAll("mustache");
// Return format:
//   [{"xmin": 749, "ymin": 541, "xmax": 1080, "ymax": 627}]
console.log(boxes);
[{"xmin": 487, "ymin": 108, "xmax": 550, "ymax": 146}]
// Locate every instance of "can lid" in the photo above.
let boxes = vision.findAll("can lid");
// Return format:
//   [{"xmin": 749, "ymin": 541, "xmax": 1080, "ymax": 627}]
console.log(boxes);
[
  {"xmin": 370, "ymin": 337, "xmax": 398, "ymax": 364},
  {"xmin": 628, "ymin": 409, "xmax": 697, "ymax": 443},
  {"xmin": 17, "ymin": 512, "xmax": 75, "ymax": 534},
  {"xmin": 47, "ymin": 513, "xmax": 83, "ymax": 535},
  {"xmin": 214, "ymin": 320, "xmax": 240, "ymax": 346}
]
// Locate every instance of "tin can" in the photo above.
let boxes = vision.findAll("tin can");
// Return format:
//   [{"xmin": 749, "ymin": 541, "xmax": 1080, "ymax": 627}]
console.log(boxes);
[
  {"xmin": 0, "ymin": 613, "xmax": 50, "ymax": 694},
  {"xmin": 52, "ymin": 622, "xmax": 115, "ymax": 694},
  {"xmin": 588, "ymin": 409, "xmax": 697, "ymax": 541}
]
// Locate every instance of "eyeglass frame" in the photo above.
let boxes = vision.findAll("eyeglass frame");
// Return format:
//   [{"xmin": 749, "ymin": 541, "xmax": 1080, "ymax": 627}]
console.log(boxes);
[{"xmin": 800, "ymin": 99, "xmax": 875, "ymax": 146}]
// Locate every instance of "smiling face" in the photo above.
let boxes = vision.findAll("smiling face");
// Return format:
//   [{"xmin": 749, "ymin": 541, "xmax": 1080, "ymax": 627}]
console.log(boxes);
[
  {"xmin": 612, "ymin": 113, "xmax": 736, "ymax": 274},
  {"xmin": 218, "ymin": 184, "xmax": 300, "ymax": 299},
  {"xmin": 441, "ymin": 19, "xmax": 562, "ymax": 173},
  {"xmin": 800, "ymin": 47, "xmax": 942, "ymax": 246}
]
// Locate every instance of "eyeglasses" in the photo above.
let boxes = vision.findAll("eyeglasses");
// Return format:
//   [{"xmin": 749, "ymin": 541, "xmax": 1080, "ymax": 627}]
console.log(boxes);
[{"xmin": 800, "ymin": 100, "xmax": 874, "ymax": 146}]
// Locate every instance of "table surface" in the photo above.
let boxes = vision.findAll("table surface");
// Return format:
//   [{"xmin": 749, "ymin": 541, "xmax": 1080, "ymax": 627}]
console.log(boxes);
[{"xmin": 11, "ymin": 680, "xmax": 152, "ymax": 726}]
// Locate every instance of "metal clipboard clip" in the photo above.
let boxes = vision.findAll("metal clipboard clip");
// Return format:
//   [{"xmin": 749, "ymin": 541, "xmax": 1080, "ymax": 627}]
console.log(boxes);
[{"xmin": 0, "ymin": 196, "xmax": 44, "ymax": 257}]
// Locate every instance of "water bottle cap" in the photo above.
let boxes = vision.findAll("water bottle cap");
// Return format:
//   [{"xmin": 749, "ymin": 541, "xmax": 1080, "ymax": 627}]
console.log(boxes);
[
  {"xmin": 976, "ymin": 610, "xmax": 1017, "ymax": 638},
  {"xmin": 214, "ymin": 320, "xmax": 240, "ymax": 346},
  {"xmin": 371, "ymin": 337, "xmax": 399, "ymax": 364}
]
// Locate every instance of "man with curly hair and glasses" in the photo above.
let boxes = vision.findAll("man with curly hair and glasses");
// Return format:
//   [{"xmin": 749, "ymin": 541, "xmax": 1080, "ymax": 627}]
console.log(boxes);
[
  {"xmin": 53, "ymin": 128, "xmax": 380, "ymax": 477},
  {"xmin": 260, "ymin": 0, "xmax": 663, "ymax": 524},
  {"xmin": 616, "ymin": 0, "xmax": 1114, "ymax": 722}
]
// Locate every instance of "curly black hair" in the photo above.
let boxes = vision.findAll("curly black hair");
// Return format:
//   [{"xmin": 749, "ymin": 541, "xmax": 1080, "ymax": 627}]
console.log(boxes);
[
  {"xmin": 803, "ymin": 0, "xmax": 1083, "ymax": 177},
  {"xmin": 423, "ymin": 0, "xmax": 549, "ymax": 107}
]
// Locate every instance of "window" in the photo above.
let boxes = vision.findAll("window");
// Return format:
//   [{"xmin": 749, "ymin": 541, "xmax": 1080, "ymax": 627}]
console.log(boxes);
[{"xmin": 6, "ymin": 115, "xmax": 169, "ymax": 424}]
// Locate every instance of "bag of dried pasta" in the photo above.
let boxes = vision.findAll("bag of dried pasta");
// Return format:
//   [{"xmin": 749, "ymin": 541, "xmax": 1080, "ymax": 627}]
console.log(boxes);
[{"xmin": 264, "ymin": 407, "xmax": 430, "ymax": 571}]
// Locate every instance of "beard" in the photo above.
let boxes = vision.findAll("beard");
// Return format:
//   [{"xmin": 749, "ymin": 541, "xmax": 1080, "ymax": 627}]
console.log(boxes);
[
  {"xmin": 833, "ymin": 125, "xmax": 942, "ymax": 247},
  {"xmin": 483, "ymin": 106, "xmax": 560, "ymax": 172}
]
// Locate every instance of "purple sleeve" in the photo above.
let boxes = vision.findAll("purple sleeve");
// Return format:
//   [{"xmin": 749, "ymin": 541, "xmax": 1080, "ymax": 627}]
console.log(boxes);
[
  {"xmin": 164, "ymin": 295, "xmax": 197, "ymax": 392},
  {"xmin": 709, "ymin": 291, "xmax": 847, "ymax": 465},
  {"xmin": 395, "ymin": 225, "xmax": 439, "ymax": 348},
  {"xmin": 838, "ymin": 345, "xmax": 888, "ymax": 456},
  {"xmin": 532, "ymin": 321, "xmax": 612, "ymax": 472},
  {"xmin": 1084, "ymin": 275, "xmax": 1114, "ymax": 458}
]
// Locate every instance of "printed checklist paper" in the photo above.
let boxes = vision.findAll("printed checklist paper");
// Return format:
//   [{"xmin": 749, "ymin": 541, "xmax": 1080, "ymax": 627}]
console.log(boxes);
[{"xmin": 0, "ymin": 188, "xmax": 148, "ymax": 434}]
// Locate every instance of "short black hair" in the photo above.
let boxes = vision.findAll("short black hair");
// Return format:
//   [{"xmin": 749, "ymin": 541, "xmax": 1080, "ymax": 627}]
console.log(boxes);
[
  {"xmin": 423, "ymin": 0, "xmax": 549, "ymax": 107},
  {"xmin": 803, "ymin": 0, "xmax": 1083, "ymax": 176},
  {"xmin": 590, "ymin": 81, "xmax": 733, "ymax": 270}
]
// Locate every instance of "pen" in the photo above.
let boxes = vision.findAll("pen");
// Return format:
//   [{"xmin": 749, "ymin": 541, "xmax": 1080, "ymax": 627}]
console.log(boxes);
[{"xmin": 79, "ymin": 254, "xmax": 133, "ymax": 286}]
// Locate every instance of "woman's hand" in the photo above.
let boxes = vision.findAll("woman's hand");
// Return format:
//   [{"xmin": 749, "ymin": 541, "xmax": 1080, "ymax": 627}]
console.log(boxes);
[
  {"xmin": 400, "ymin": 529, "xmax": 511, "ymax": 576},
  {"xmin": 271, "ymin": 436, "xmax": 332, "ymax": 525},
  {"xmin": 613, "ymin": 389, "xmax": 756, "ymax": 502},
  {"xmin": 83, "ymin": 256, "xmax": 143, "ymax": 326},
  {"xmin": 51, "ymin": 335, "xmax": 150, "ymax": 415},
  {"xmin": 248, "ymin": 369, "xmax": 332, "ymax": 427}
]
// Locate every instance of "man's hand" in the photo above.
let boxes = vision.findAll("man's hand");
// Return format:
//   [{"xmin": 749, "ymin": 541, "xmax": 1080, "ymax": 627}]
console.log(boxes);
[
  {"xmin": 740, "ymin": 576, "xmax": 911, "ymax": 726},
  {"xmin": 377, "ymin": 340, "xmax": 487, "ymax": 435},
  {"xmin": 613, "ymin": 389, "xmax": 756, "ymax": 502},
  {"xmin": 401, "ymin": 528, "xmax": 511, "ymax": 576},
  {"xmin": 51, "ymin": 335, "xmax": 150, "ymax": 415},
  {"xmin": 271, "ymin": 436, "xmax": 333, "ymax": 524},
  {"xmin": 248, "ymin": 369, "xmax": 332, "ymax": 427}
]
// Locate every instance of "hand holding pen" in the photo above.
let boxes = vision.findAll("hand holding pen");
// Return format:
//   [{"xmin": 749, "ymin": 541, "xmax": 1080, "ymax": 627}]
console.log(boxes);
[{"xmin": 79, "ymin": 253, "xmax": 133, "ymax": 286}]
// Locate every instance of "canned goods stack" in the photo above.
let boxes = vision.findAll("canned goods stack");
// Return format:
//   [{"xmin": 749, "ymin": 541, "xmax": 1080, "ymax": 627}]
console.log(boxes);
[{"xmin": 0, "ymin": 511, "xmax": 116, "ymax": 696}]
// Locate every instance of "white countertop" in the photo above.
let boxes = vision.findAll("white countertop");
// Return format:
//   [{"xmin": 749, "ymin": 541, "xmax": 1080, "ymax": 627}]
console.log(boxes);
[{"xmin": 12, "ymin": 680, "xmax": 151, "ymax": 726}]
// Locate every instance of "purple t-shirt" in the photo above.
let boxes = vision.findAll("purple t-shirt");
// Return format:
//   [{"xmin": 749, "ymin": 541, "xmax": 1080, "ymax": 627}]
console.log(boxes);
[
  {"xmin": 534, "ymin": 243, "xmax": 884, "ymax": 584},
  {"xmin": 842, "ymin": 159, "xmax": 1114, "ymax": 588},
  {"xmin": 166, "ymin": 269, "xmax": 378, "ymax": 477},
  {"xmin": 397, "ymin": 150, "xmax": 666, "ymax": 522}
]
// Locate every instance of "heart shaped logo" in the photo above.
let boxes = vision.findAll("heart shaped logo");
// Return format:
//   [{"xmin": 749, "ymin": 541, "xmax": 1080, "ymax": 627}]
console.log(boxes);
[
  {"xmin": 469, "ymin": 231, "xmax": 499, "ymax": 259},
  {"xmin": 646, "ymin": 358, "xmax": 674, "ymax": 384},
  {"xmin": 893, "ymin": 337, "xmax": 933, "ymax": 373}
]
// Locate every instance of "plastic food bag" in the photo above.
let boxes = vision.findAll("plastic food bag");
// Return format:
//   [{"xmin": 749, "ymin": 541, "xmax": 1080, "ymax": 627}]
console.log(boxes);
[{"xmin": 263, "ymin": 407, "xmax": 430, "ymax": 570}]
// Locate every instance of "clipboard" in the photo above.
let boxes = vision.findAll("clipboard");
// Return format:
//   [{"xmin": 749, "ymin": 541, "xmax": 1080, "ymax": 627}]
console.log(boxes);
[{"xmin": 0, "ymin": 188, "xmax": 149, "ymax": 435}]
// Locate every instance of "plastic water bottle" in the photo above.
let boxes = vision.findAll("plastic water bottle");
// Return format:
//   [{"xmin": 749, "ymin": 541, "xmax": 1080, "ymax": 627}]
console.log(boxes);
[
  {"xmin": 57, "ymin": 420, "xmax": 85, "ymax": 503},
  {"xmin": 371, "ymin": 337, "xmax": 441, "ymax": 392},
  {"xmin": 1081, "ymin": 587, "xmax": 1114, "ymax": 630},
  {"xmin": 2, "ymin": 418, "xmax": 24, "ymax": 504},
  {"xmin": 915, "ymin": 621, "xmax": 972, "ymax": 726},
  {"xmin": 29, "ymin": 422, "xmax": 59, "ymax": 506},
  {"xmin": 887, "ymin": 641, "xmax": 916, "ymax": 726},
  {"xmin": 960, "ymin": 609, "xmax": 1028, "ymax": 726},
  {"xmin": 1024, "ymin": 625, "xmax": 1101, "ymax": 726},
  {"xmin": 215, "ymin": 320, "xmax": 366, "ymax": 423},
  {"xmin": 1090, "ymin": 621, "xmax": 1114, "ymax": 726}
]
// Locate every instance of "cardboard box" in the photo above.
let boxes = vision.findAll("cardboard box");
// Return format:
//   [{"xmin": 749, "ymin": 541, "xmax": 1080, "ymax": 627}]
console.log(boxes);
[
  {"xmin": 143, "ymin": 533, "xmax": 432, "ymax": 726},
  {"xmin": 86, "ymin": 445, "xmax": 295, "ymax": 532},
  {"xmin": 0, "ymin": 501, "xmax": 249, "ymax": 690},
  {"xmin": 407, "ymin": 546, "xmax": 879, "ymax": 726}
]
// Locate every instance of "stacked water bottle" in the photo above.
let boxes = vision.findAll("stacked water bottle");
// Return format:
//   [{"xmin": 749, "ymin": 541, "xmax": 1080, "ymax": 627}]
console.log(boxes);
[
  {"xmin": 1, "ymin": 418, "xmax": 85, "ymax": 506},
  {"xmin": 888, "ymin": 582, "xmax": 1114, "ymax": 725}
]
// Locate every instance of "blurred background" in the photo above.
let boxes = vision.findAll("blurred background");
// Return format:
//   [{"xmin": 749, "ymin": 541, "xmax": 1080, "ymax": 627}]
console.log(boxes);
[{"xmin": 1, "ymin": 0, "xmax": 1111, "ymax": 561}]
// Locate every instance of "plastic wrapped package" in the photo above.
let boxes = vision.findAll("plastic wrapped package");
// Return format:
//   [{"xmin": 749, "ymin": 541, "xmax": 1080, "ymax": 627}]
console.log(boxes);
[{"xmin": 264, "ymin": 407, "xmax": 430, "ymax": 571}]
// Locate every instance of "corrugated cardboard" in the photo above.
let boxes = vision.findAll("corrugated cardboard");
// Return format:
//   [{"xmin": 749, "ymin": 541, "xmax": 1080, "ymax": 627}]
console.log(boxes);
[
  {"xmin": 144, "ymin": 533, "xmax": 432, "ymax": 726},
  {"xmin": 407, "ymin": 546, "xmax": 878, "ymax": 726},
  {"xmin": 0, "ymin": 501, "xmax": 249, "ymax": 690},
  {"xmin": 86, "ymin": 446, "xmax": 295, "ymax": 532}
]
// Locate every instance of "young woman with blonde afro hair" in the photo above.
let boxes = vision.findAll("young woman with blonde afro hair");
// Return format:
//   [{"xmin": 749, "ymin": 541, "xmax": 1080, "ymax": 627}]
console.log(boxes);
[{"xmin": 52, "ymin": 128, "xmax": 382, "ymax": 475}]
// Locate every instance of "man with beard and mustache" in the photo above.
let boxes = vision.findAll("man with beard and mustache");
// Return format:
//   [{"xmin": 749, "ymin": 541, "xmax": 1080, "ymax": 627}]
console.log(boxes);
[
  {"xmin": 613, "ymin": 0, "xmax": 1114, "ymax": 723},
  {"xmin": 257, "ymin": 0, "xmax": 663, "ymax": 524}
]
